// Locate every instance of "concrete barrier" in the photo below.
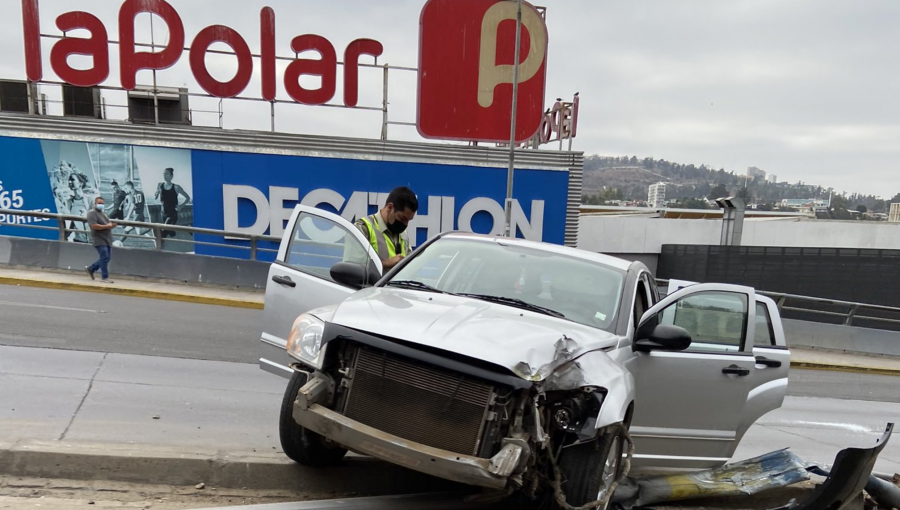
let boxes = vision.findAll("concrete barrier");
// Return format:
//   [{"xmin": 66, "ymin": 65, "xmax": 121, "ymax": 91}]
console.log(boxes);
[
  {"xmin": 783, "ymin": 319, "xmax": 900, "ymax": 357},
  {"xmin": 0, "ymin": 236, "xmax": 269, "ymax": 289}
]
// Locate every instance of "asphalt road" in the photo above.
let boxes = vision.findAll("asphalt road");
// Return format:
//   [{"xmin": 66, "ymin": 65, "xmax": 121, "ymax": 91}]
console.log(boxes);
[
  {"xmin": 1, "ymin": 284, "xmax": 899, "ymax": 402},
  {"xmin": 0, "ymin": 284, "xmax": 262, "ymax": 363}
]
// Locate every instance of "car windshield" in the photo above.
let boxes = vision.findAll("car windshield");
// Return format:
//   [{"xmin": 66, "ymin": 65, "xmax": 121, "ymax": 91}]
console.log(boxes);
[{"xmin": 387, "ymin": 237, "xmax": 626, "ymax": 332}]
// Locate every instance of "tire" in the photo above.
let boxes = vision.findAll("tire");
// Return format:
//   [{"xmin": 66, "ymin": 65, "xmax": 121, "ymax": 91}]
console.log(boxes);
[
  {"xmin": 279, "ymin": 371, "xmax": 347, "ymax": 466},
  {"xmin": 556, "ymin": 425, "xmax": 625, "ymax": 510}
]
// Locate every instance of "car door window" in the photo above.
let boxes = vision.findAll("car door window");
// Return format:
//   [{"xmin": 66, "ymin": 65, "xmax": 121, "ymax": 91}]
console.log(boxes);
[
  {"xmin": 753, "ymin": 303, "xmax": 777, "ymax": 347},
  {"xmin": 285, "ymin": 211, "xmax": 372, "ymax": 283},
  {"xmin": 658, "ymin": 291, "xmax": 748, "ymax": 353}
]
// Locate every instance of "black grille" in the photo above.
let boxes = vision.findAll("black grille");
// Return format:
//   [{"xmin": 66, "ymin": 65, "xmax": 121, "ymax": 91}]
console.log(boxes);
[{"xmin": 343, "ymin": 347, "xmax": 494, "ymax": 456}]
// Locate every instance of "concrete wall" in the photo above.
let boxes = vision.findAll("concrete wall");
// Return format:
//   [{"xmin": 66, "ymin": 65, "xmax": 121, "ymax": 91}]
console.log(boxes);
[
  {"xmin": 783, "ymin": 319, "xmax": 900, "ymax": 357},
  {"xmin": 0, "ymin": 237, "xmax": 269, "ymax": 289},
  {"xmin": 578, "ymin": 215, "xmax": 900, "ymax": 254}
]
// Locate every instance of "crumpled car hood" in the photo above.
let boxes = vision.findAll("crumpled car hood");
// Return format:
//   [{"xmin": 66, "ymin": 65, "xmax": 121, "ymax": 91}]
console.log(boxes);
[{"xmin": 328, "ymin": 287, "xmax": 620, "ymax": 379}]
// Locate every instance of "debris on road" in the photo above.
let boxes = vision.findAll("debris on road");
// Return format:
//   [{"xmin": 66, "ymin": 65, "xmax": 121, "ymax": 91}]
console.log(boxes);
[
  {"xmin": 612, "ymin": 448, "xmax": 810, "ymax": 508},
  {"xmin": 614, "ymin": 422, "xmax": 896, "ymax": 510},
  {"xmin": 775, "ymin": 423, "xmax": 896, "ymax": 510},
  {"xmin": 195, "ymin": 483, "xmax": 205, "ymax": 490}
]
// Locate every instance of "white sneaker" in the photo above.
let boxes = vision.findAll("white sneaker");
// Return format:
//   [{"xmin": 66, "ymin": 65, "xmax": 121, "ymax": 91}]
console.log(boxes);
[{"xmin": 99, "ymin": 279, "xmax": 114, "ymax": 284}]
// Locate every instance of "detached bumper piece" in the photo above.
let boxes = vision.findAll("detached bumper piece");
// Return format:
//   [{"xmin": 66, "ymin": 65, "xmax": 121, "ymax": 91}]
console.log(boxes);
[
  {"xmin": 293, "ymin": 374, "xmax": 525, "ymax": 490},
  {"xmin": 775, "ymin": 422, "xmax": 896, "ymax": 510},
  {"xmin": 613, "ymin": 422, "xmax": 897, "ymax": 510}
]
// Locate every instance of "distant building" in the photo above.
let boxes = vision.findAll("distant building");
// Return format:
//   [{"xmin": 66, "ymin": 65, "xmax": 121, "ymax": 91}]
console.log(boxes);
[
  {"xmin": 767, "ymin": 174, "xmax": 778, "ymax": 184},
  {"xmin": 780, "ymin": 198, "xmax": 828, "ymax": 210},
  {"xmin": 890, "ymin": 203, "xmax": 900, "ymax": 223},
  {"xmin": 747, "ymin": 166, "xmax": 766, "ymax": 181},
  {"xmin": 648, "ymin": 182, "xmax": 667, "ymax": 208}
]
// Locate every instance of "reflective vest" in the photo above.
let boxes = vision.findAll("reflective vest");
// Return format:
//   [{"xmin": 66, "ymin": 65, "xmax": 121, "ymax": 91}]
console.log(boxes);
[{"xmin": 360, "ymin": 213, "xmax": 408, "ymax": 261}]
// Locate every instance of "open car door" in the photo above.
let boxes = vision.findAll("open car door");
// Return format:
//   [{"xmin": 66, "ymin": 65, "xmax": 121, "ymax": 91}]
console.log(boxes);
[
  {"xmin": 259, "ymin": 205, "xmax": 382, "ymax": 378},
  {"xmin": 624, "ymin": 283, "xmax": 764, "ymax": 469}
]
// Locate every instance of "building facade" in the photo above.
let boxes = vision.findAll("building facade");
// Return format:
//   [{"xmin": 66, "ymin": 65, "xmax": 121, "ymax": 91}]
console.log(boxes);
[
  {"xmin": 648, "ymin": 182, "xmax": 667, "ymax": 208},
  {"xmin": 747, "ymin": 166, "xmax": 766, "ymax": 181}
]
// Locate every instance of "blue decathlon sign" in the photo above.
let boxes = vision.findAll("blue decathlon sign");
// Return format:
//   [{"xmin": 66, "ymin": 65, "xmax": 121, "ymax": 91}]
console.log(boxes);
[{"xmin": 190, "ymin": 150, "xmax": 569, "ymax": 261}]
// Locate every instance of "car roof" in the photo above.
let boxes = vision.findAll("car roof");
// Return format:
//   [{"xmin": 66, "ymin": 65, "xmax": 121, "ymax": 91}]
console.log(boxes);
[{"xmin": 439, "ymin": 232, "xmax": 633, "ymax": 271}]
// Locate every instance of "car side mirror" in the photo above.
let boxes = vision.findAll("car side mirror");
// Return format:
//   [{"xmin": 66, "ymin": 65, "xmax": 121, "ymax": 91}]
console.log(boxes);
[
  {"xmin": 634, "ymin": 324, "xmax": 692, "ymax": 353},
  {"xmin": 331, "ymin": 262, "xmax": 368, "ymax": 289}
]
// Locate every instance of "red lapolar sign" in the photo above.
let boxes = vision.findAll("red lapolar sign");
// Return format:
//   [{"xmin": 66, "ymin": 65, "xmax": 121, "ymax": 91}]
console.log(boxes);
[
  {"xmin": 417, "ymin": 0, "xmax": 549, "ymax": 144},
  {"xmin": 20, "ymin": 0, "xmax": 383, "ymax": 107}
]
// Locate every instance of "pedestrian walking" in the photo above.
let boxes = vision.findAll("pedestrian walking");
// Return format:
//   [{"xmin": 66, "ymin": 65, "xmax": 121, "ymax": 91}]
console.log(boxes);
[{"xmin": 85, "ymin": 196, "xmax": 117, "ymax": 283}]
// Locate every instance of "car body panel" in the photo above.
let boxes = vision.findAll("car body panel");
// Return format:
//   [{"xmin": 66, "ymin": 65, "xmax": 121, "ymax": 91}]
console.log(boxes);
[
  {"xmin": 624, "ymin": 283, "xmax": 762, "ymax": 468},
  {"xmin": 259, "ymin": 205, "xmax": 382, "ymax": 377},
  {"xmin": 330, "ymin": 286, "xmax": 620, "ymax": 377}
]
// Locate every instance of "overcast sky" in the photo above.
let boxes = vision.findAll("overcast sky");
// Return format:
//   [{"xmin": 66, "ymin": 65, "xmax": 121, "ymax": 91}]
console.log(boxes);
[{"xmin": 2, "ymin": 0, "xmax": 898, "ymax": 196}]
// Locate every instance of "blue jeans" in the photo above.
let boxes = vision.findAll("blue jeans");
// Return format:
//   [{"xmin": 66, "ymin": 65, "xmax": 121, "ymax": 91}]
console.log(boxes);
[{"xmin": 88, "ymin": 245, "xmax": 112, "ymax": 280}]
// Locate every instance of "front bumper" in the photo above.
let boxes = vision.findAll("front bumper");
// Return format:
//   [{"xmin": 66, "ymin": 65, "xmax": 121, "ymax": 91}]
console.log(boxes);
[{"xmin": 292, "ymin": 378, "xmax": 525, "ymax": 490}]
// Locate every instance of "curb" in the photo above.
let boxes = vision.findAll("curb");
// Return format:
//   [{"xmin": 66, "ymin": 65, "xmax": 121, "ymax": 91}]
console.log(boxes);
[
  {"xmin": 0, "ymin": 440, "xmax": 458, "ymax": 493},
  {"xmin": 0, "ymin": 276, "xmax": 263, "ymax": 310},
  {"xmin": 790, "ymin": 361, "xmax": 900, "ymax": 377}
]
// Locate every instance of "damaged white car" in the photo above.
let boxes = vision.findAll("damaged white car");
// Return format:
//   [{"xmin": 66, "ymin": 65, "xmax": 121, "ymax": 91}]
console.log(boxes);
[{"xmin": 259, "ymin": 205, "xmax": 791, "ymax": 508}]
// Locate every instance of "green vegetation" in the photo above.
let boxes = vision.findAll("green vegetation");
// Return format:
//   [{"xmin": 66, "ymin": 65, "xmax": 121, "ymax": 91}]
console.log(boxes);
[{"xmin": 582, "ymin": 155, "xmax": 899, "ymax": 216}]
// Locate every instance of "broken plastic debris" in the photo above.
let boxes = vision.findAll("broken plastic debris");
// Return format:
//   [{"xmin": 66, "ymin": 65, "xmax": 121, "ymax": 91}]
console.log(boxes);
[{"xmin": 613, "ymin": 449, "xmax": 810, "ymax": 508}]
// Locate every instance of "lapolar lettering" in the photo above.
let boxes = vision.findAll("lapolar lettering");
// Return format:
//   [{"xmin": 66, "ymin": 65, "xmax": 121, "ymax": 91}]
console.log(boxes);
[
  {"xmin": 21, "ymin": 0, "xmax": 383, "ymax": 106},
  {"xmin": 221, "ymin": 185, "xmax": 544, "ymax": 246}
]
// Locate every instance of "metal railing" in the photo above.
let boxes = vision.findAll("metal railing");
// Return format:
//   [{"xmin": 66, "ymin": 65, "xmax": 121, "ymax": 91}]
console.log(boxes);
[
  {"xmin": 0, "ymin": 208, "xmax": 281, "ymax": 261},
  {"xmin": 657, "ymin": 278, "xmax": 900, "ymax": 331},
  {"xmin": 5, "ymin": 207, "xmax": 900, "ymax": 331}
]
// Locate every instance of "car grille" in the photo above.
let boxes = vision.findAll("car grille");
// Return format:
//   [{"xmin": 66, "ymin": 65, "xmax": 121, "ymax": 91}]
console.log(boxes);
[{"xmin": 343, "ymin": 346, "xmax": 494, "ymax": 456}]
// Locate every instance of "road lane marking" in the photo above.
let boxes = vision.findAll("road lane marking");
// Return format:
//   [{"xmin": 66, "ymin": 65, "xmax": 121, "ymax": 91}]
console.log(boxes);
[{"xmin": 0, "ymin": 300, "xmax": 106, "ymax": 313}]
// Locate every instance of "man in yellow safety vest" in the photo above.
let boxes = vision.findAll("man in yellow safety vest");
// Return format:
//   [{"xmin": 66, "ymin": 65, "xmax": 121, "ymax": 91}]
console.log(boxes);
[{"xmin": 354, "ymin": 186, "xmax": 418, "ymax": 270}]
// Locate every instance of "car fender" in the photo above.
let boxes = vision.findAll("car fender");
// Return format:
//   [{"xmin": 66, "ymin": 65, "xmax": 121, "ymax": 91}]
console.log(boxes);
[{"xmin": 572, "ymin": 350, "xmax": 635, "ymax": 430}]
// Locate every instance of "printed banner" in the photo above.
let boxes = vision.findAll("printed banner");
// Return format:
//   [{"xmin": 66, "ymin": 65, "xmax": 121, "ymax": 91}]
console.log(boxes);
[{"xmin": 0, "ymin": 134, "xmax": 569, "ymax": 261}]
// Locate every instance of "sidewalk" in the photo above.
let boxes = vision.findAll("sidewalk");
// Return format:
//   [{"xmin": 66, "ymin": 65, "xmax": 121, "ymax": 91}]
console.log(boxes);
[
  {"xmin": 0, "ymin": 266, "xmax": 263, "ymax": 310},
  {"xmin": 1, "ymin": 265, "xmax": 900, "ymax": 375},
  {"xmin": 790, "ymin": 346, "xmax": 900, "ymax": 376},
  {"xmin": 0, "ymin": 344, "xmax": 454, "ymax": 496}
]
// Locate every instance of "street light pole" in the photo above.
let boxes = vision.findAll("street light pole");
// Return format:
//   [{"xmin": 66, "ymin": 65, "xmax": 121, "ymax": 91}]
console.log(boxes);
[{"xmin": 503, "ymin": 0, "xmax": 524, "ymax": 237}]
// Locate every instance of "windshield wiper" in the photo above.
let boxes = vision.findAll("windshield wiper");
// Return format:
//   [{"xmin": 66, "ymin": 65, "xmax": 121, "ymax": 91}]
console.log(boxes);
[
  {"xmin": 386, "ymin": 280, "xmax": 449, "ymax": 294},
  {"xmin": 457, "ymin": 293, "xmax": 566, "ymax": 318}
]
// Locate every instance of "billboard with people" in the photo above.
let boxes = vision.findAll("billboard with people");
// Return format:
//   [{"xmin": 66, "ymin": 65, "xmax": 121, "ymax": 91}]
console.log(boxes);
[{"xmin": 0, "ymin": 134, "xmax": 570, "ymax": 261}]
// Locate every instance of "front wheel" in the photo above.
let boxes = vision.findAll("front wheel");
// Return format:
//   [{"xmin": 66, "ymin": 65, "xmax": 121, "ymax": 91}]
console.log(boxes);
[
  {"xmin": 556, "ymin": 425, "xmax": 625, "ymax": 510},
  {"xmin": 278, "ymin": 370, "xmax": 347, "ymax": 466}
]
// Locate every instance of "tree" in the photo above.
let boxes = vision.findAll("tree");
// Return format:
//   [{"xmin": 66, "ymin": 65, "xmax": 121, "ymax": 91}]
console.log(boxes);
[
  {"xmin": 736, "ymin": 187, "xmax": 752, "ymax": 203},
  {"xmin": 680, "ymin": 198, "xmax": 711, "ymax": 210},
  {"xmin": 708, "ymin": 184, "xmax": 729, "ymax": 200},
  {"xmin": 830, "ymin": 195, "xmax": 849, "ymax": 211},
  {"xmin": 890, "ymin": 193, "xmax": 900, "ymax": 204},
  {"xmin": 856, "ymin": 205, "xmax": 867, "ymax": 214}
]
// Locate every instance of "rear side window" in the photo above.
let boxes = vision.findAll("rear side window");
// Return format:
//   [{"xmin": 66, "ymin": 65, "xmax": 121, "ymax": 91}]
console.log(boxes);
[{"xmin": 754, "ymin": 302, "xmax": 777, "ymax": 347}]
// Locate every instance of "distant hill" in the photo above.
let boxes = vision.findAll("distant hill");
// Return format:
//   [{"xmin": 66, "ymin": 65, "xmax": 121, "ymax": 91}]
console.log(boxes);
[{"xmin": 582, "ymin": 155, "xmax": 895, "ymax": 212}]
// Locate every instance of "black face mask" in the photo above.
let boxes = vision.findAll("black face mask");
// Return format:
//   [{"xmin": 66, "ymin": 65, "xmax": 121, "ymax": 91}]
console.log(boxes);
[{"xmin": 387, "ymin": 218, "xmax": 407, "ymax": 235}]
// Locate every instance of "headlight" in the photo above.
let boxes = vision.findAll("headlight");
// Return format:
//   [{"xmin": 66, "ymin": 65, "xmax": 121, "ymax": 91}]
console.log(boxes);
[{"xmin": 286, "ymin": 314, "xmax": 326, "ymax": 368}]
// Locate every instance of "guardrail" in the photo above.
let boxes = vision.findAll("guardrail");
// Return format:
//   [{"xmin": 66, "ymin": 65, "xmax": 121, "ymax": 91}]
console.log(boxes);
[
  {"xmin": 0, "ymin": 208, "xmax": 281, "ymax": 261},
  {"xmin": 5, "ymin": 207, "xmax": 900, "ymax": 331},
  {"xmin": 658, "ymin": 279, "xmax": 900, "ymax": 332}
]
